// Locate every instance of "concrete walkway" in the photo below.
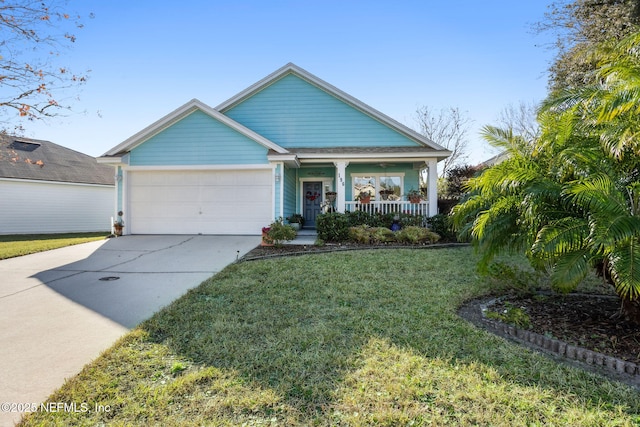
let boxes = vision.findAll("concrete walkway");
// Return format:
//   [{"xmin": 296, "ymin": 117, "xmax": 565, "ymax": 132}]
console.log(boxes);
[
  {"xmin": 284, "ymin": 228, "xmax": 318, "ymax": 246},
  {"xmin": 0, "ymin": 235, "xmax": 259, "ymax": 426}
]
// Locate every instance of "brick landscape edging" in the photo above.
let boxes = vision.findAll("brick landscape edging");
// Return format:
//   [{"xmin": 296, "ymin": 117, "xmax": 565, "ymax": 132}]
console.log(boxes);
[{"xmin": 461, "ymin": 297, "xmax": 640, "ymax": 389}]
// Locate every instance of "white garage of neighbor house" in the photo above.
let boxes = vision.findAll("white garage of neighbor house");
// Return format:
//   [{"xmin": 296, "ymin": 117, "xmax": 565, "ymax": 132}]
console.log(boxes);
[
  {"xmin": 0, "ymin": 135, "xmax": 115, "ymax": 235},
  {"xmin": 98, "ymin": 63, "xmax": 450, "ymax": 235}
]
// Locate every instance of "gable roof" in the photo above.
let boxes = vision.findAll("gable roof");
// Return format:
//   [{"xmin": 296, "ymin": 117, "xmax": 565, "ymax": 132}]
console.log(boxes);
[
  {"xmin": 0, "ymin": 135, "xmax": 113, "ymax": 185},
  {"xmin": 217, "ymin": 63, "xmax": 449, "ymax": 152},
  {"xmin": 100, "ymin": 98, "xmax": 288, "ymax": 159}
]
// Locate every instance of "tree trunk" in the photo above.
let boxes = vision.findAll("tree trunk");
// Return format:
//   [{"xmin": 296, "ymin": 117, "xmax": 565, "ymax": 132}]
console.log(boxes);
[
  {"xmin": 595, "ymin": 260, "xmax": 640, "ymax": 324},
  {"xmin": 621, "ymin": 298, "xmax": 640, "ymax": 324}
]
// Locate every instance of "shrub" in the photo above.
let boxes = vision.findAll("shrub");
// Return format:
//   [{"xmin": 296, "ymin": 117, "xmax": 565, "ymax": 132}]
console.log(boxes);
[
  {"xmin": 346, "ymin": 210, "xmax": 373, "ymax": 227},
  {"xmin": 317, "ymin": 213, "xmax": 350, "ymax": 242},
  {"xmin": 266, "ymin": 218, "xmax": 297, "ymax": 246},
  {"xmin": 426, "ymin": 214, "xmax": 457, "ymax": 242},
  {"xmin": 371, "ymin": 227, "xmax": 396, "ymax": 243},
  {"xmin": 348, "ymin": 225, "xmax": 371, "ymax": 244},
  {"xmin": 396, "ymin": 226, "xmax": 440, "ymax": 244}
]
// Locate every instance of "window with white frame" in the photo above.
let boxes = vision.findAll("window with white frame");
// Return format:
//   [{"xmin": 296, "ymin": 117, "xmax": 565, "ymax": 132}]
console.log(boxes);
[{"xmin": 352, "ymin": 173, "xmax": 404, "ymax": 201}]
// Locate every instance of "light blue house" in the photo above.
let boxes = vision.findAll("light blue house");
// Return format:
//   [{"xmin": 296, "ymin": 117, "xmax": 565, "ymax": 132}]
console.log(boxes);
[{"xmin": 98, "ymin": 63, "xmax": 450, "ymax": 235}]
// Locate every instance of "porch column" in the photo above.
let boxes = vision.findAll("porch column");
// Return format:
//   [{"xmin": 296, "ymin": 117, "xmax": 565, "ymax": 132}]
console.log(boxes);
[
  {"xmin": 333, "ymin": 160, "xmax": 349, "ymax": 213},
  {"xmin": 427, "ymin": 158, "xmax": 438, "ymax": 216}
]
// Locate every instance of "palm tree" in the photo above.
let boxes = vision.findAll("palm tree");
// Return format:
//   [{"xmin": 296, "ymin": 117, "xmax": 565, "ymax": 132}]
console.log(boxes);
[{"xmin": 454, "ymin": 31, "xmax": 640, "ymax": 322}]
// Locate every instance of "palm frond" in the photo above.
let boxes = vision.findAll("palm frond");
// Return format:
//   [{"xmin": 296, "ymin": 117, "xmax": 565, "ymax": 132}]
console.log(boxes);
[
  {"xmin": 549, "ymin": 249, "xmax": 592, "ymax": 293},
  {"xmin": 608, "ymin": 239, "xmax": 640, "ymax": 300},
  {"xmin": 532, "ymin": 217, "xmax": 589, "ymax": 258},
  {"xmin": 564, "ymin": 173, "xmax": 629, "ymax": 218}
]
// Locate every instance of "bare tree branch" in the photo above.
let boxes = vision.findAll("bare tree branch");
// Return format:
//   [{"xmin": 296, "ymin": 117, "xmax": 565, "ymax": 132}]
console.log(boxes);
[
  {"xmin": 495, "ymin": 101, "xmax": 541, "ymax": 143},
  {"xmin": 414, "ymin": 105, "xmax": 473, "ymax": 176},
  {"xmin": 0, "ymin": 0, "xmax": 89, "ymax": 132}
]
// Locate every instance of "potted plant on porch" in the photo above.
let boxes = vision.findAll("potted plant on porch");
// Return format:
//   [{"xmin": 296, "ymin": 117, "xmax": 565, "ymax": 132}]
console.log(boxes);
[
  {"xmin": 286, "ymin": 213, "xmax": 304, "ymax": 230},
  {"xmin": 356, "ymin": 190, "xmax": 372, "ymax": 204},
  {"xmin": 379, "ymin": 189, "xmax": 395, "ymax": 200},
  {"xmin": 325, "ymin": 191, "xmax": 337, "ymax": 202},
  {"xmin": 406, "ymin": 188, "xmax": 423, "ymax": 204}
]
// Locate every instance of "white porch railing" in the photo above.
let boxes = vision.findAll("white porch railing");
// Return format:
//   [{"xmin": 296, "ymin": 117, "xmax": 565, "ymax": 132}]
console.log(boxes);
[{"xmin": 343, "ymin": 201, "xmax": 429, "ymax": 216}]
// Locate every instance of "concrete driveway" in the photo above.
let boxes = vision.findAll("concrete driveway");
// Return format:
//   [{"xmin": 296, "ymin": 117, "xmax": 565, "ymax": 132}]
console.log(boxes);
[{"xmin": 0, "ymin": 235, "xmax": 259, "ymax": 426}]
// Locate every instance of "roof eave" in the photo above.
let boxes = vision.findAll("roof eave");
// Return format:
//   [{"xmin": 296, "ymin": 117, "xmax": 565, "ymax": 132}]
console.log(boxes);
[
  {"xmin": 96, "ymin": 156, "xmax": 124, "ymax": 164},
  {"xmin": 294, "ymin": 150, "xmax": 452, "ymax": 162},
  {"xmin": 267, "ymin": 152, "xmax": 300, "ymax": 168}
]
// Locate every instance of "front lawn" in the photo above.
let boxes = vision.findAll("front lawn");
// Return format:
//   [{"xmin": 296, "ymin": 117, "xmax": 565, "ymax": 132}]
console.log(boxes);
[
  {"xmin": 20, "ymin": 248, "xmax": 640, "ymax": 426},
  {"xmin": 0, "ymin": 232, "xmax": 108, "ymax": 260}
]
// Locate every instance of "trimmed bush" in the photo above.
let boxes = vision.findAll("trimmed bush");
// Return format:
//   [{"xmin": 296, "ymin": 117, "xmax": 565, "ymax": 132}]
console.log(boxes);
[
  {"xmin": 318, "ymin": 211, "xmax": 440, "ymax": 243},
  {"xmin": 316, "ymin": 213, "xmax": 350, "ymax": 242},
  {"xmin": 396, "ymin": 226, "xmax": 440, "ymax": 244},
  {"xmin": 266, "ymin": 219, "xmax": 297, "ymax": 246},
  {"xmin": 426, "ymin": 214, "xmax": 457, "ymax": 242},
  {"xmin": 348, "ymin": 225, "xmax": 371, "ymax": 244},
  {"xmin": 371, "ymin": 227, "xmax": 396, "ymax": 243}
]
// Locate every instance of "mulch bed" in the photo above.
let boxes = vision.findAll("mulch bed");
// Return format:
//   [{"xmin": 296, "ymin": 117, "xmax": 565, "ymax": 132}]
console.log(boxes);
[{"xmin": 487, "ymin": 293, "xmax": 640, "ymax": 365}]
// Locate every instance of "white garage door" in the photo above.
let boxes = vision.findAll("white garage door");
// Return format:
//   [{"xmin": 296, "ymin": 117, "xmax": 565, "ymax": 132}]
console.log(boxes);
[{"xmin": 127, "ymin": 169, "xmax": 272, "ymax": 235}]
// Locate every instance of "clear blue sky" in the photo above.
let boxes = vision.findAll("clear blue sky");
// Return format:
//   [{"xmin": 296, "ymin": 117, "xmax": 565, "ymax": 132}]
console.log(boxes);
[{"xmin": 23, "ymin": 1, "xmax": 555, "ymax": 163}]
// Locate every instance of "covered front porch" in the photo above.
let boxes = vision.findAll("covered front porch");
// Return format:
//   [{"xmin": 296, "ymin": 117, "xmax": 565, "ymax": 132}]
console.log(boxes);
[{"xmin": 270, "ymin": 147, "xmax": 445, "ymax": 228}]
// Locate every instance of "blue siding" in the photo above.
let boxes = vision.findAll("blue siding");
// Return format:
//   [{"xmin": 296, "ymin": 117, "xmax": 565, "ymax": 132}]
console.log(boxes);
[
  {"xmin": 283, "ymin": 165, "xmax": 297, "ymax": 221},
  {"xmin": 224, "ymin": 74, "xmax": 421, "ymax": 148},
  {"xmin": 130, "ymin": 110, "xmax": 269, "ymax": 166}
]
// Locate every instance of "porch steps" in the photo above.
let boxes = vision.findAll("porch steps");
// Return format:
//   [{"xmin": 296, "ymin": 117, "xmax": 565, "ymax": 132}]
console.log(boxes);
[{"xmin": 285, "ymin": 228, "xmax": 317, "ymax": 245}]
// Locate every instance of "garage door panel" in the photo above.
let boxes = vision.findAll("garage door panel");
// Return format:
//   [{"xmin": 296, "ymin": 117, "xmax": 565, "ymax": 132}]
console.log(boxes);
[{"xmin": 128, "ymin": 170, "xmax": 272, "ymax": 235}]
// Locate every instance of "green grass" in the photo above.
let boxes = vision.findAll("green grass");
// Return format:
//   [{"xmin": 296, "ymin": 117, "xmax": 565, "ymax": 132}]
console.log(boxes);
[
  {"xmin": 0, "ymin": 232, "xmax": 108, "ymax": 260},
  {"xmin": 19, "ymin": 248, "xmax": 640, "ymax": 426}
]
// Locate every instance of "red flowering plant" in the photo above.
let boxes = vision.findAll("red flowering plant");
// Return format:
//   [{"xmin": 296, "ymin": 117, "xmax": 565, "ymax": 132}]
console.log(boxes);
[{"xmin": 262, "ymin": 218, "xmax": 297, "ymax": 247}]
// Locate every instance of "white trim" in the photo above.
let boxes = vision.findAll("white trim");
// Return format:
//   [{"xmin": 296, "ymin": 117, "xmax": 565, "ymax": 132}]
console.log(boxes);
[
  {"xmin": 122, "ymin": 169, "xmax": 129, "ymax": 235},
  {"xmin": 122, "ymin": 164, "xmax": 274, "ymax": 172},
  {"xmin": 102, "ymin": 99, "xmax": 288, "ymax": 157},
  {"xmin": 216, "ymin": 63, "xmax": 450, "ymax": 152},
  {"xmin": 0, "ymin": 177, "xmax": 113, "ymax": 188},
  {"xmin": 294, "ymin": 152, "xmax": 451, "ymax": 162},
  {"xmin": 96, "ymin": 156, "xmax": 124, "ymax": 164}
]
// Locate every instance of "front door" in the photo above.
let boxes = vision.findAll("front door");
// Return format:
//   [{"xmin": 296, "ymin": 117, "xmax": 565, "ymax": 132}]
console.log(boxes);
[{"xmin": 303, "ymin": 181, "xmax": 323, "ymax": 228}]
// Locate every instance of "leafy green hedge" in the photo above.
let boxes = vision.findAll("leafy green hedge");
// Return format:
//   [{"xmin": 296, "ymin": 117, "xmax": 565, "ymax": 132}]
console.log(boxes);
[{"xmin": 317, "ymin": 211, "xmax": 451, "ymax": 243}]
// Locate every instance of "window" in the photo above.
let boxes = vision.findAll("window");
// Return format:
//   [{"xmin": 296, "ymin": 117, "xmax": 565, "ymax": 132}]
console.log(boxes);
[{"xmin": 352, "ymin": 173, "xmax": 404, "ymax": 201}]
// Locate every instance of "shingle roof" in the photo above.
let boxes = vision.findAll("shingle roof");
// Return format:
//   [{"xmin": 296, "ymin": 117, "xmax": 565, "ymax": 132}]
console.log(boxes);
[{"xmin": 0, "ymin": 135, "xmax": 114, "ymax": 185}]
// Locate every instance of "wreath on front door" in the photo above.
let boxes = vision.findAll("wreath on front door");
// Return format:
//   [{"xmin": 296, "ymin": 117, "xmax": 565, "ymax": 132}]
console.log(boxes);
[{"xmin": 306, "ymin": 191, "xmax": 320, "ymax": 201}]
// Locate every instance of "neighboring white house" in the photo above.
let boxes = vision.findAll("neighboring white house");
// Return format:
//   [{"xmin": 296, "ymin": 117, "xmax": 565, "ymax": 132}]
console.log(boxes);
[{"xmin": 0, "ymin": 135, "xmax": 115, "ymax": 234}]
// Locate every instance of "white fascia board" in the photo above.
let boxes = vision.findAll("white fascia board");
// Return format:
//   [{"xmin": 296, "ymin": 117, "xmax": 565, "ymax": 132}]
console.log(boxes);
[
  {"xmin": 216, "ymin": 63, "xmax": 449, "ymax": 152},
  {"xmin": 102, "ymin": 99, "xmax": 288, "ymax": 156},
  {"xmin": 267, "ymin": 153, "xmax": 300, "ymax": 168},
  {"xmin": 96, "ymin": 156, "xmax": 124, "ymax": 164},
  {"xmin": 295, "ymin": 150, "xmax": 452, "ymax": 162}
]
